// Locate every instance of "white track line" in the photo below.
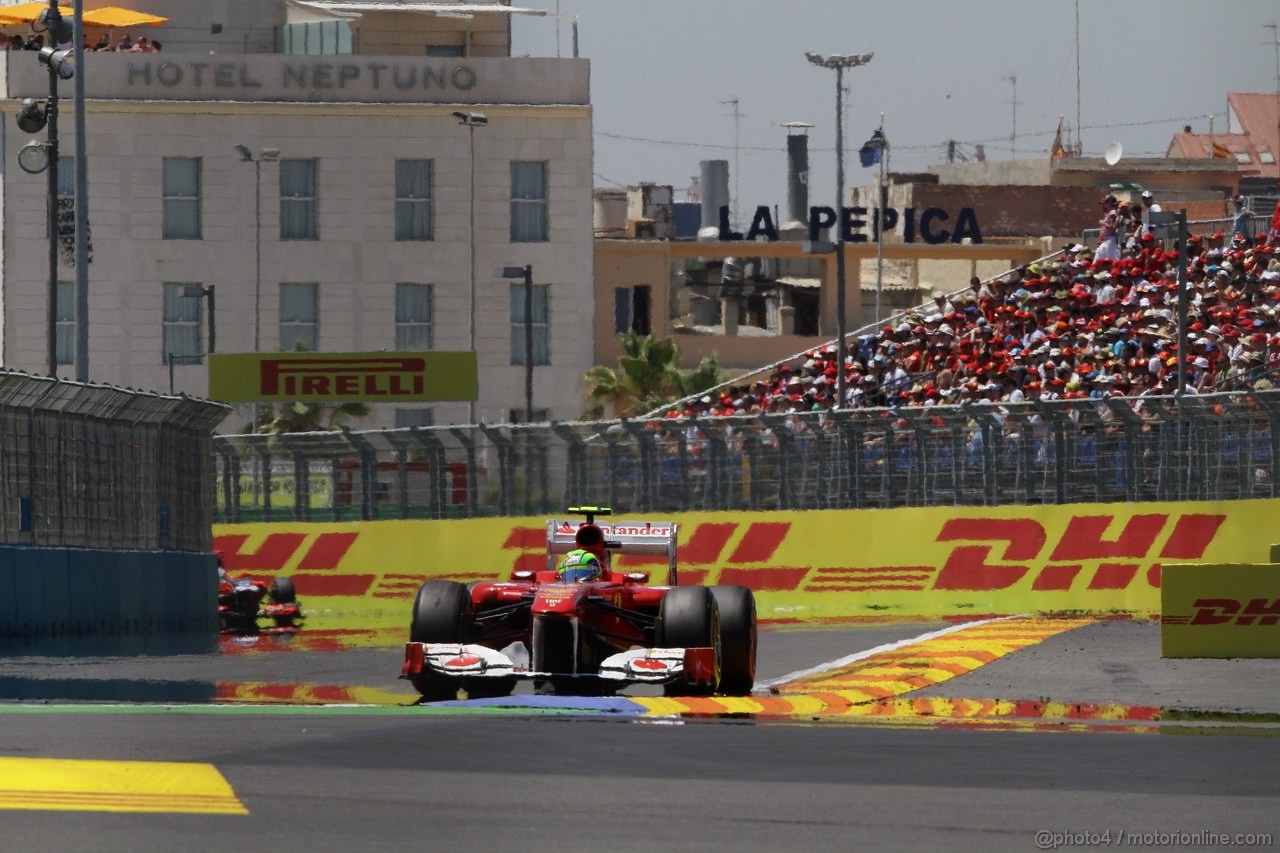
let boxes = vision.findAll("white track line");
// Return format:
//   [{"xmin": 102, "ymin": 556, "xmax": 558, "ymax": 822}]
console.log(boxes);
[{"xmin": 755, "ymin": 614, "xmax": 1026, "ymax": 691}]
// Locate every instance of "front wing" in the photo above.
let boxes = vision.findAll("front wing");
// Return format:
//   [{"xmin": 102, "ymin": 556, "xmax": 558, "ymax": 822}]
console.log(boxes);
[{"xmin": 401, "ymin": 642, "xmax": 717, "ymax": 689}]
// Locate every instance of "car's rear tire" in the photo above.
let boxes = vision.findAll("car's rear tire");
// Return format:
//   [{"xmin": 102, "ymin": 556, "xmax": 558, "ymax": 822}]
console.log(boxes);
[
  {"xmin": 656, "ymin": 586, "xmax": 720, "ymax": 696},
  {"xmin": 410, "ymin": 581, "xmax": 472, "ymax": 700},
  {"xmin": 710, "ymin": 585, "xmax": 756, "ymax": 696},
  {"xmin": 269, "ymin": 576, "xmax": 297, "ymax": 604}
]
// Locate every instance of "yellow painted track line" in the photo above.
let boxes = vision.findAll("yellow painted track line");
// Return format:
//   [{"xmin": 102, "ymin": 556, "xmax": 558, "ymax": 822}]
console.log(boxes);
[
  {"xmin": 0, "ymin": 757, "xmax": 248, "ymax": 815},
  {"xmin": 776, "ymin": 617, "xmax": 1092, "ymax": 694},
  {"xmin": 635, "ymin": 618, "xmax": 1096, "ymax": 719}
]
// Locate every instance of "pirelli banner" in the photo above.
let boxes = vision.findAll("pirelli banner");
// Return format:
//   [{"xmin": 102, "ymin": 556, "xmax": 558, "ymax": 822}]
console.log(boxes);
[
  {"xmin": 212, "ymin": 498, "xmax": 1280, "ymax": 636},
  {"xmin": 208, "ymin": 351, "xmax": 478, "ymax": 403}
]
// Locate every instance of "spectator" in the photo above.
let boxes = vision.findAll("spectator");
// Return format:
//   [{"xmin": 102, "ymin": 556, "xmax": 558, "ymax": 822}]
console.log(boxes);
[
  {"xmin": 1231, "ymin": 195, "xmax": 1252, "ymax": 242},
  {"xmin": 1140, "ymin": 190, "xmax": 1163, "ymax": 236},
  {"xmin": 115, "ymin": 34, "xmax": 132, "ymax": 51},
  {"xmin": 1097, "ymin": 209, "xmax": 1120, "ymax": 261},
  {"xmin": 92, "ymin": 34, "xmax": 109, "ymax": 51}
]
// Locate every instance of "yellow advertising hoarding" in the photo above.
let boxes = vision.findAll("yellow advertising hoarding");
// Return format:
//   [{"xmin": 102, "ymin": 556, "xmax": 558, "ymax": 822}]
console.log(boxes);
[
  {"xmin": 213, "ymin": 498, "xmax": 1279, "ymax": 636},
  {"xmin": 208, "ymin": 351, "xmax": 477, "ymax": 403},
  {"xmin": 1161, "ymin": 564, "xmax": 1280, "ymax": 658}
]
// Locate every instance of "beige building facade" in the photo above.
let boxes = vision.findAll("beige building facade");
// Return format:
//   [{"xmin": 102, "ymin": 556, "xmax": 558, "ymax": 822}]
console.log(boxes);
[{"xmin": 1, "ymin": 1, "xmax": 594, "ymax": 429}]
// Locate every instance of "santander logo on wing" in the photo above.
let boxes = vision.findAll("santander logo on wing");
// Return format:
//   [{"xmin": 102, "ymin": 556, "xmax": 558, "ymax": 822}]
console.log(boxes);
[{"xmin": 552, "ymin": 521, "xmax": 674, "ymax": 538}]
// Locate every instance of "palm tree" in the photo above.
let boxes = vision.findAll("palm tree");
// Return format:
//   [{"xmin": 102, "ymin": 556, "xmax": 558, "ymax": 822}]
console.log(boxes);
[
  {"xmin": 248, "ymin": 341, "xmax": 372, "ymax": 433},
  {"xmin": 256, "ymin": 399, "xmax": 371, "ymax": 434},
  {"xmin": 582, "ymin": 332, "xmax": 721, "ymax": 419}
]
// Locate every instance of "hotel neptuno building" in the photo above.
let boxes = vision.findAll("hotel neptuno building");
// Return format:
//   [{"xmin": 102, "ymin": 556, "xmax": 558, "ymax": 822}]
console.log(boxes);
[{"xmin": 0, "ymin": 0, "xmax": 594, "ymax": 428}]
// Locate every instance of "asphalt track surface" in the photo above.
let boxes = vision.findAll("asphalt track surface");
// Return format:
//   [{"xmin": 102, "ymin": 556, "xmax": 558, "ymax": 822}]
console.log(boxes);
[{"xmin": 3, "ymin": 624, "xmax": 1279, "ymax": 852}]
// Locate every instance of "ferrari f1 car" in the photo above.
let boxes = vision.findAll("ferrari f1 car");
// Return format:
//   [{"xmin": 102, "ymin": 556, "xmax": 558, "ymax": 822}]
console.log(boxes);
[
  {"xmin": 401, "ymin": 507, "xmax": 757, "ymax": 700},
  {"xmin": 218, "ymin": 566, "xmax": 303, "ymax": 634}
]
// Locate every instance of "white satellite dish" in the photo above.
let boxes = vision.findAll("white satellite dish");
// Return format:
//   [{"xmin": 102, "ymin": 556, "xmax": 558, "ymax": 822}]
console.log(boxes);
[{"xmin": 1104, "ymin": 142, "xmax": 1123, "ymax": 166}]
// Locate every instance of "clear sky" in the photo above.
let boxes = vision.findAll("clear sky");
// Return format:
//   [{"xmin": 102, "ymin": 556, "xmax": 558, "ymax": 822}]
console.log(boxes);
[{"xmin": 515, "ymin": 1, "xmax": 1280, "ymax": 211}]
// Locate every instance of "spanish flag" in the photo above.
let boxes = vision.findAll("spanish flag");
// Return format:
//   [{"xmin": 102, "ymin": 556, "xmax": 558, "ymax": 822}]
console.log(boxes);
[
  {"xmin": 1051, "ymin": 116, "xmax": 1068, "ymax": 158},
  {"xmin": 1212, "ymin": 141, "xmax": 1232, "ymax": 159}
]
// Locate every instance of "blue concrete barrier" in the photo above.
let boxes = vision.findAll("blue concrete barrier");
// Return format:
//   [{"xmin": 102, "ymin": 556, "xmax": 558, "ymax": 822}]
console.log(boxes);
[{"xmin": 0, "ymin": 547, "xmax": 217, "ymax": 638}]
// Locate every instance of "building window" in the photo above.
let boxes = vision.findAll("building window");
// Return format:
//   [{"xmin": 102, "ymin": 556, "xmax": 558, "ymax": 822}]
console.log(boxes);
[
  {"xmin": 56, "ymin": 280, "xmax": 74, "ymax": 365},
  {"xmin": 510, "ymin": 161, "xmax": 548, "ymax": 242},
  {"xmin": 510, "ymin": 283, "xmax": 549, "ymax": 365},
  {"xmin": 508, "ymin": 407, "xmax": 550, "ymax": 424},
  {"xmin": 395, "ymin": 160, "xmax": 433, "ymax": 241},
  {"xmin": 1260, "ymin": 150, "xmax": 1276, "ymax": 165},
  {"xmin": 425, "ymin": 45, "xmax": 463, "ymax": 57},
  {"xmin": 57, "ymin": 156, "xmax": 74, "ymax": 199},
  {"xmin": 280, "ymin": 158, "xmax": 318, "ymax": 240},
  {"xmin": 395, "ymin": 408, "xmax": 434, "ymax": 428},
  {"xmin": 276, "ymin": 21, "xmax": 353, "ymax": 55},
  {"xmin": 162, "ymin": 283, "xmax": 203, "ymax": 363},
  {"xmin": 280, "ymin": 283, "xmax": 319, "ymax": 351},
  {"xmin": 395, "ymin": 283, "xmax": 433, "ymax": 351},
  {"xmin": 612, "ymin": 285, "xmax": 652, "ymax": 335},
  {"xmin": 1234, "ymin": 151, "xmax": 1252, "ymax": 164},
  {"xmin": 162, "ymin": 157, "xmax": 201, "ymax": 239}
]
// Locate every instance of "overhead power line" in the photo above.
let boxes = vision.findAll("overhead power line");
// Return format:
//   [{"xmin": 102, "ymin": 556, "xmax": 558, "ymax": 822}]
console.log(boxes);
[{"xmin": 596, "ymin": 112, "xmax": 1217, "ymax": 157}]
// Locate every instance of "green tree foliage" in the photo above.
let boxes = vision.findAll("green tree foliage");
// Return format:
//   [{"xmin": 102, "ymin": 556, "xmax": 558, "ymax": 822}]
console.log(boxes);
[{"xmin": 582, "ymin": 332, "xmax": 721, "ymax": 419}]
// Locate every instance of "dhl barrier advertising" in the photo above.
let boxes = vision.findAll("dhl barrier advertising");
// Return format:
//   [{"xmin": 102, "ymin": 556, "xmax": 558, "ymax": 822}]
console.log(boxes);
[
  {"xmin": 212, "ymin": 498, "xmax": 1278, "ymax": 635},
  {"xmin": 1161, "ymin": 564, "xmax": 1280, "ymax": 658},
  {"xmin": 208, "ymin": 351, "xmax": 478, "ymax": 403}
]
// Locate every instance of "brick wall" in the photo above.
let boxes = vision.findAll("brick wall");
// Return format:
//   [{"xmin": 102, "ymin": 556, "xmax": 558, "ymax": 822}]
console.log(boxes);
[
  {"xmin": 904, "ymin": 185, "xmax": 1111, "ymax": 239},
  {"xmin": 902, "ymin": 186, "xmax": 1237, "ymax": 240}
]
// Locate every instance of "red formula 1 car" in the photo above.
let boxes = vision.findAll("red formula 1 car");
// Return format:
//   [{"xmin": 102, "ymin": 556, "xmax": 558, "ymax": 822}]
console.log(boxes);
[
  {"xmin": 401, "ymin": 507, "xmax": 757, "ymax": 701},
  {"xmin": 218, "ymin": 566, "xmax": 303, "ymax": 634}
]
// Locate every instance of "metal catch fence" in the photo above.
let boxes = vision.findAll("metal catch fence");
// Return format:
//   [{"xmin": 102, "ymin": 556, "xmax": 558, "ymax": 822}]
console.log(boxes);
[
  {"xmin": 0, "ymin": 372, "xmax": 228, "ymax": 551},
  {"xmin": 213, "ymin": 389, "xmax": 1280, "ymax": 522}
]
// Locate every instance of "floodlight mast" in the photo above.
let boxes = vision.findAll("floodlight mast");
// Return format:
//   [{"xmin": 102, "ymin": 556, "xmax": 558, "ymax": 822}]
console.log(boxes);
[{"xmin": 805, "ymin": 50, "xmax": 873, "ymax": 409}]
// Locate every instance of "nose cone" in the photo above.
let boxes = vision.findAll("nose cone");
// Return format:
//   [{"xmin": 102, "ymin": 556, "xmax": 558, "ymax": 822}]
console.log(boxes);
[{"xmin": 532, "ymin": 583, "xmax": 581, "ymax": 615}]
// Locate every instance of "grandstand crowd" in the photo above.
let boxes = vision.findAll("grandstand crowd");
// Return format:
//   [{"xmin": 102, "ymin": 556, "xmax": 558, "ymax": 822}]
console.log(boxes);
[{"xmin": 665, "ymin": 191, "xmax": 1280, "ymax": 420}]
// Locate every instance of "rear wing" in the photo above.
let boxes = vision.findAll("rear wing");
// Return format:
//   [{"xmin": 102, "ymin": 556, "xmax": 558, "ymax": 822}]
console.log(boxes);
[{"xmin": 546, "ymin": 519, "xmax": 680, "ymax": 584}]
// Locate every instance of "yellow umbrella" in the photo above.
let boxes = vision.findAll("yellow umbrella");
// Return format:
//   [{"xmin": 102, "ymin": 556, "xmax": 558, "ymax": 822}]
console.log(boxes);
[
  {"xmin": 0, "ymin": 3, "xmax": 70, "ymax": 24},
  {"xmin": 0, "ymin": 4, "xmax": 166, "ymax": 27},
  {"xmin": 83, "ymin": 6, "xmax": 167, "ymax": 28}
]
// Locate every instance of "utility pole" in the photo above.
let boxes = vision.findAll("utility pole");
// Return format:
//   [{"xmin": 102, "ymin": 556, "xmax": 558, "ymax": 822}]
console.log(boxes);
[
  {"xmin": 1266, "ymin": 23, "xmax": 1280, "ymax": 181},
  {"xmin": 721, "ymin": 98, "xmax": 744, "ymax": 230},
  {"xmin": 1002, "ymin": 72, "xmax": 1018, "ymax": 160},
  {"xmin": 1074, "ymin": 0, "xmax": 1082, "ymax": 157}
]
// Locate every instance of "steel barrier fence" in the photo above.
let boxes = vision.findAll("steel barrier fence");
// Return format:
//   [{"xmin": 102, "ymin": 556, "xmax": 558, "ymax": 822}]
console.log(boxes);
[
  {"xmin": 213, "ymin": 389, "xmax": 1280, "ymax": 522},
  {"xmin": 0, "ymin": 372, "xmax": 229, "ymax": 551}
]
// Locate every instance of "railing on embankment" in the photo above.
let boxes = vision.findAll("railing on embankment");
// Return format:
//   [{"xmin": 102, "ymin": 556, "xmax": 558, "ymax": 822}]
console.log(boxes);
[{"xmin": 213, "ymin": 389, "xmax": 1280, "ymax": 523}]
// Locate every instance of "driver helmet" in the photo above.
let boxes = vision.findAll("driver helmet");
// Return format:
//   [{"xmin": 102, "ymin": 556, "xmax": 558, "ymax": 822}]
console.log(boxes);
[{"xmin": 557, "ymin": 549, "xmax": 602, "ymax": 583}]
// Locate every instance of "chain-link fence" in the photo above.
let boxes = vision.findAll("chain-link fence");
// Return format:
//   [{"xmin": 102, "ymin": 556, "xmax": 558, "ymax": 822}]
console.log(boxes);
[
  {"xmin": 213, "ymin": 389, "xmax": 1280, "ymax": 522},
  {"xmin": 0, "ymin": 372, "xmax": 228, "ymax": 551}
]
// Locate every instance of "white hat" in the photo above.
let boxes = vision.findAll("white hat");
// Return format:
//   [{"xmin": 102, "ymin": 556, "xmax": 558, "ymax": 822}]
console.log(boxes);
[
  {"xmin": 1193, "ymin": 357, "xmax": 1210, "ymax": 368},
  {"xmin": 1141, "ymin": 190, "xmax": 1153, "ymax": 198}
]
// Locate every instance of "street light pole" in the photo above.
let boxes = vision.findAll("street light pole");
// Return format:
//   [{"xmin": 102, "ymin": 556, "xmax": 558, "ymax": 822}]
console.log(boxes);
[
  {"xmin": 806, "ymin": 51, "xmax": 873, "ymax": 410},
  {"xmin": 501, "ymin": 264, "xmax": 535, "ymax": 423},
  {"xmin": 454, "ymin": 111, "xmax": 487, "ymax": 425},
  {"xmin": 235, "ymin": 145, "xmax": 278, "ymax": 429},
  {"xmin": 72, "ymin": 0, "xmax": 89, "ymax": 382},
  {"xmin": 45, "ymin": 5, "xmax": 61, "ymax": 378}
]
